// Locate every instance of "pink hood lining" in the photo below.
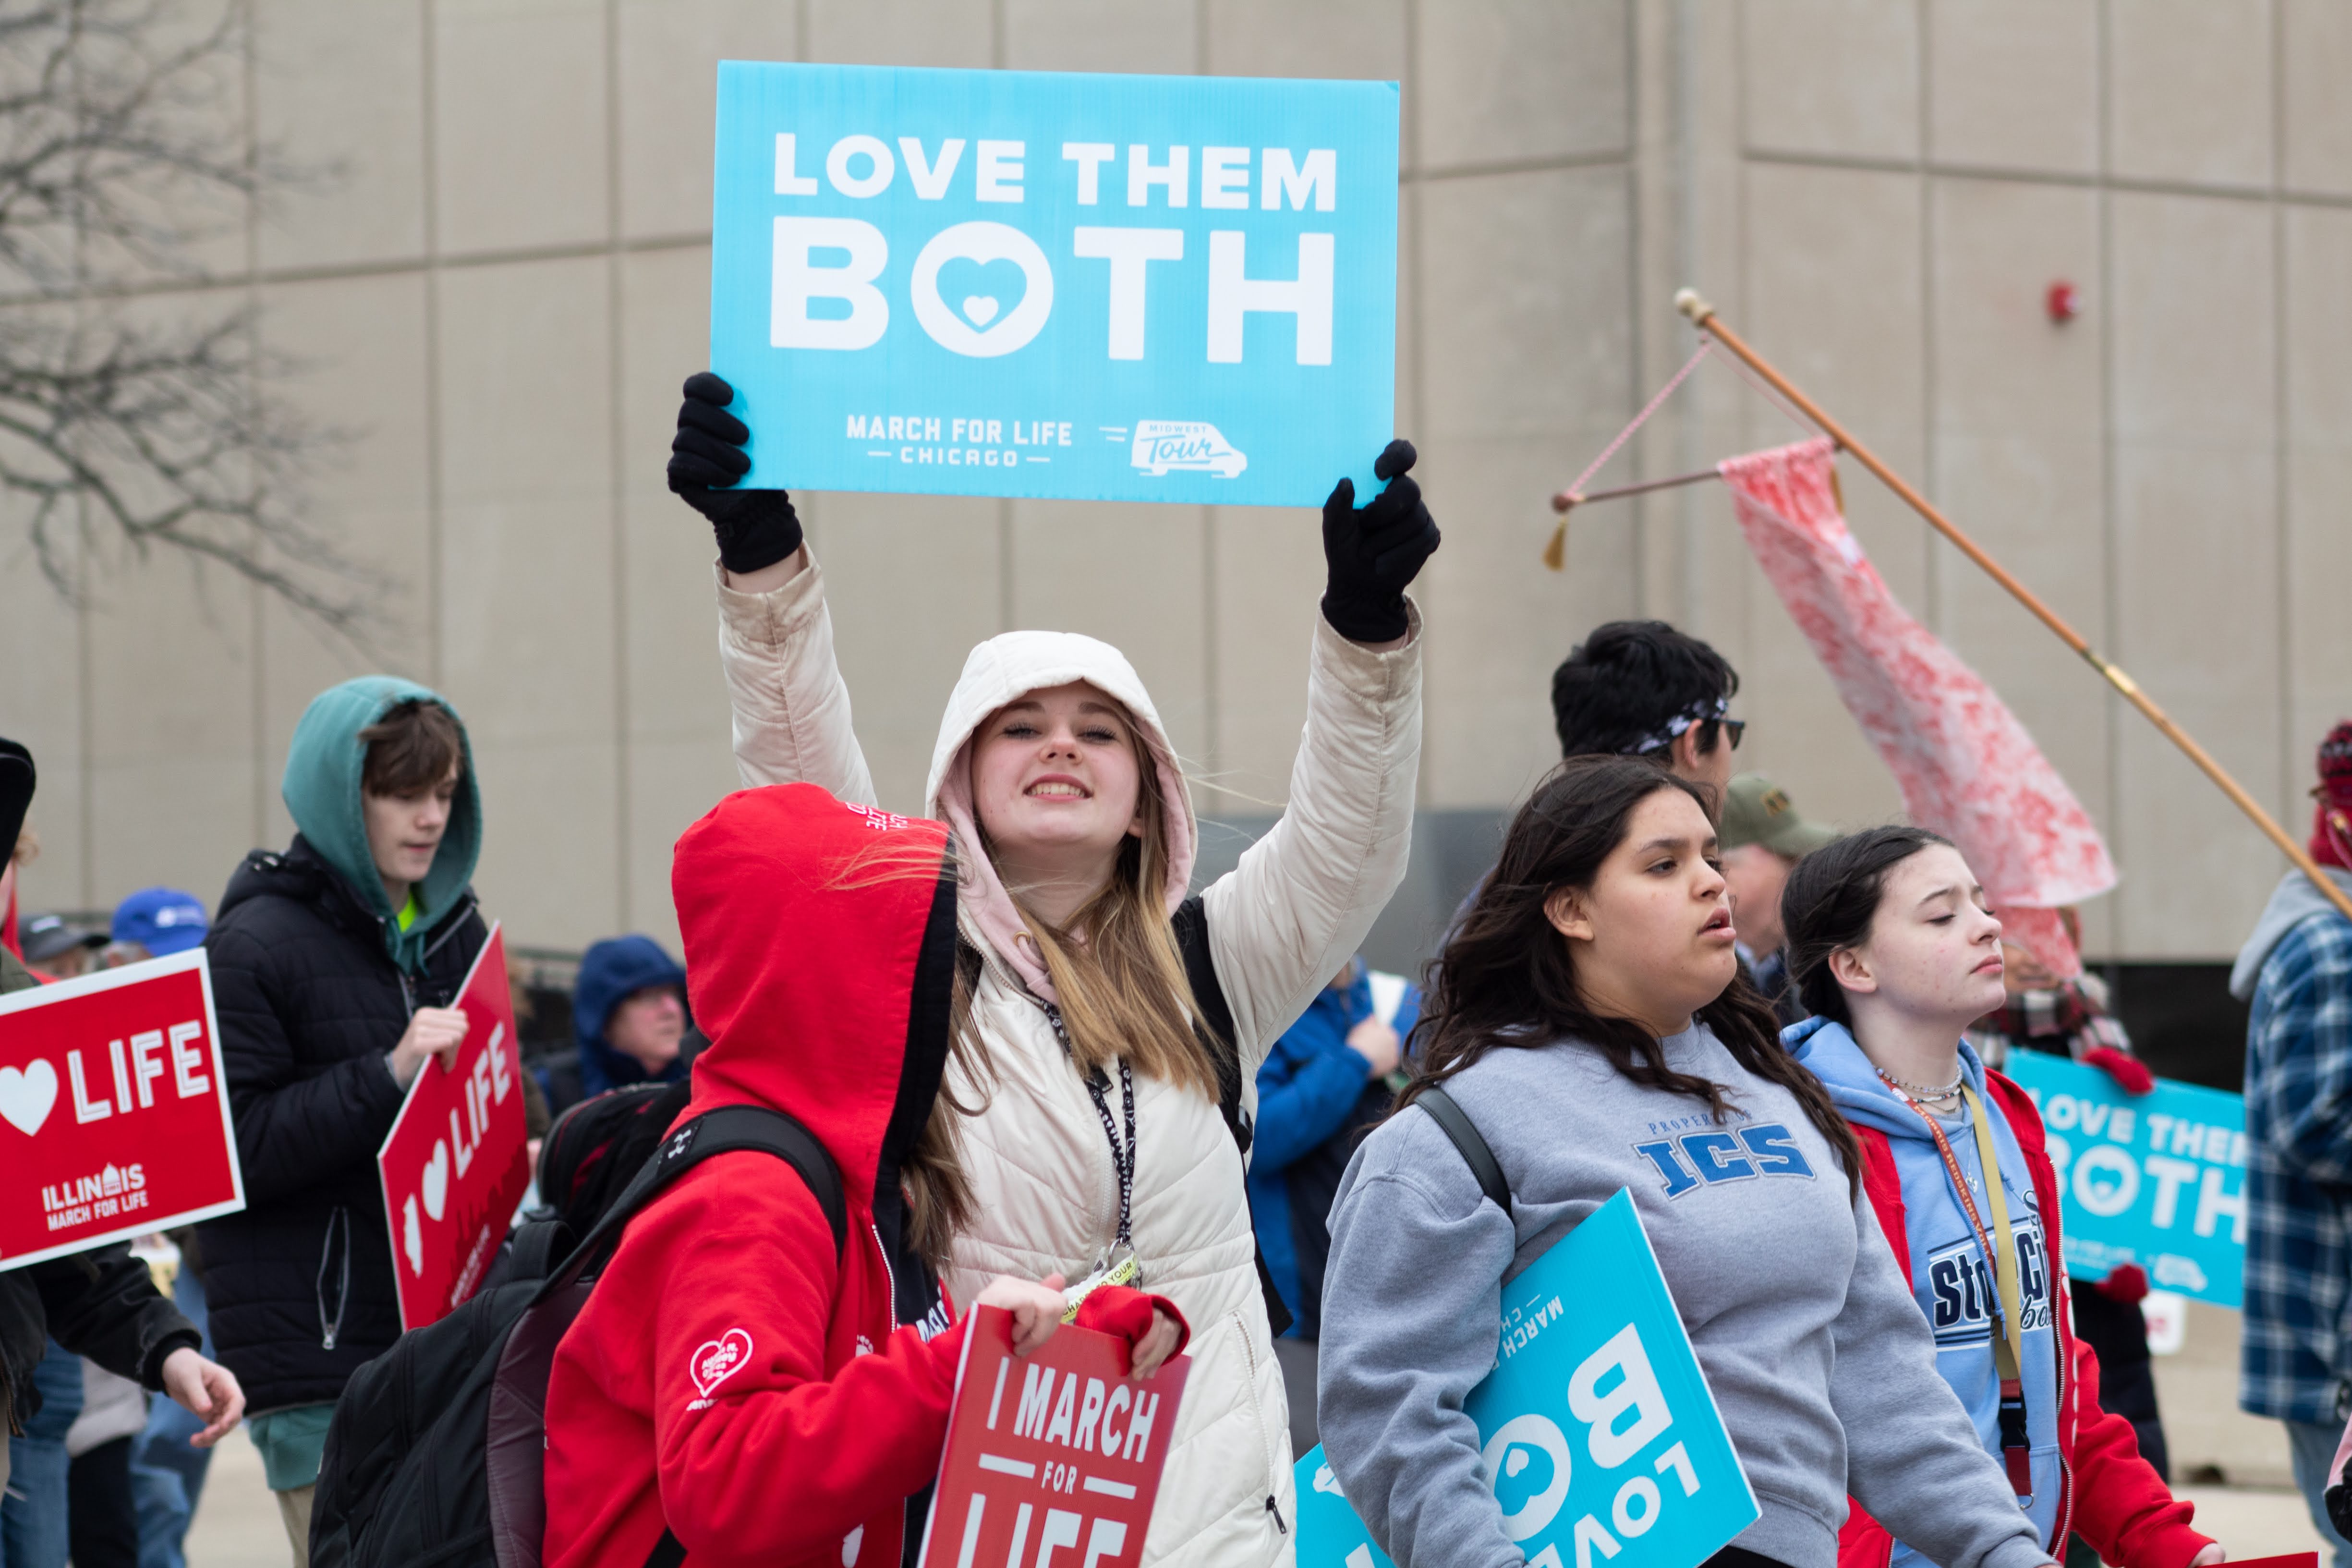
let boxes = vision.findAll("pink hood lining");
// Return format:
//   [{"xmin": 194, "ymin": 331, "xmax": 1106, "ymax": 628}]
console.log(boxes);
[{"xmin": 924, "ymin": 631, "xmax": 1195, "ymax": 1004}]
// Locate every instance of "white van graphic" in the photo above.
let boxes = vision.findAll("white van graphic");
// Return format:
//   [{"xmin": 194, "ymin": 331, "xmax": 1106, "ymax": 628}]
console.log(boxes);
[{"xmin": 1130, "ymin": 421, "xmax": 1247, "ymax": 479}]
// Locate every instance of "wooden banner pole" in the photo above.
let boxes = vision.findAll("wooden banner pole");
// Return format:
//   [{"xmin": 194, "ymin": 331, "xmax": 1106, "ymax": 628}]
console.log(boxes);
[{"xmin": 1673, "ymin": 286, "xmax": 2352, "ymax": 928}]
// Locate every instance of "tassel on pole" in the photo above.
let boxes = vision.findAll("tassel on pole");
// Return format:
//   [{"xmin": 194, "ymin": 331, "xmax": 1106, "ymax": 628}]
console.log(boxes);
[{"xmin": 1671, "ymin": 287, "xmax": 2352, "ymax": 929}]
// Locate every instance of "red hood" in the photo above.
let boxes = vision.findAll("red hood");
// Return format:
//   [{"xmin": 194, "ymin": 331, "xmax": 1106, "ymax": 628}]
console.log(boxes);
[{"xmin": 671, "ymin": 784, "xmax": 958, "ymax": 1215}]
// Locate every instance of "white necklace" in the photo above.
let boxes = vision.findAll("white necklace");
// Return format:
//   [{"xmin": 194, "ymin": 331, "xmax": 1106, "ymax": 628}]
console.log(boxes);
[{"xmin": 1875, "ymin": 1062, "xmax": 1964, "ymax": 1106}]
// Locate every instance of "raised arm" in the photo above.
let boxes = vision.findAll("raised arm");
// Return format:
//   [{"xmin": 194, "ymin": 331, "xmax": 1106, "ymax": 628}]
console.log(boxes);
[
  {"xmin": 1201, "ymin": 441, "xmax": 1436, "ymax": 1066},
  {"xmin": 669, "ymin": 373, "xmax": 877, "ymax": 803}
]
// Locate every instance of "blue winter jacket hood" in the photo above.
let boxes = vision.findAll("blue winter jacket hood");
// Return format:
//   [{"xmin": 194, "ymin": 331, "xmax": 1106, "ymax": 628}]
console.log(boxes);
[{"xmin": 573, "ymin": 934, "xmax": 690, "ymax": 1096}]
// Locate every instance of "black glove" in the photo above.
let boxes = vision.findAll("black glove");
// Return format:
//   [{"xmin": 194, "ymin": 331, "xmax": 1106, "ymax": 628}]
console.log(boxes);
[
  {"xmin": 667, "ymin": 372, "xmax": 804, "ymax": 575},
  {"xmin": 1320, "ymin": 439, "xmax": 1439, "ymax": 644}
]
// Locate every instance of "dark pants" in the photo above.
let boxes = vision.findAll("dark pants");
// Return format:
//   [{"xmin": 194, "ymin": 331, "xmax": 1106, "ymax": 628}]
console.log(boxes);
[
  {"xmin": 67, "ymin": 1437, "xmax": 139, "ymax": 1568},
  {"xmin": 1272, "ymin": 1336, "xmax": 1319, "ymax": 1456}
]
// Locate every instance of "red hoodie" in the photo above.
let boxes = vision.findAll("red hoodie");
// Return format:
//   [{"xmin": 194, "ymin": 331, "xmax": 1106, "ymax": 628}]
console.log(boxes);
[
  {"xmin": 1839, "ymin": 1070, "xmax": 2211, "ymax": 1568},
  {"xmin": 544, "ymin": 786, "xmax": 1181, "ymax": 1568}
]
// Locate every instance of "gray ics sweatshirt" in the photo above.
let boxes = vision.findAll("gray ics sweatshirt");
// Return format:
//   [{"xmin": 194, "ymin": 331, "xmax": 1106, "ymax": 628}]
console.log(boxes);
[{"xmin": 1317, "ymin": 1024, "xmax": 2054, "ymax": 1568}]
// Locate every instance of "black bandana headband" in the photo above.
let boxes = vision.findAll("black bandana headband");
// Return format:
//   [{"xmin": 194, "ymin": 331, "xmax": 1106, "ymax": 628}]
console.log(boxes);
[{"xmin": 1627, "ymin": 695, "xmax": 1731, "ymax": 757}]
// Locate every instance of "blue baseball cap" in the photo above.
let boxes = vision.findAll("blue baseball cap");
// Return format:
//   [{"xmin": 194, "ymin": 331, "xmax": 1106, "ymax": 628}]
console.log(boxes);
[{"xmin": 112, "ymin": 887, "xmax": 209, "ymax": 956}]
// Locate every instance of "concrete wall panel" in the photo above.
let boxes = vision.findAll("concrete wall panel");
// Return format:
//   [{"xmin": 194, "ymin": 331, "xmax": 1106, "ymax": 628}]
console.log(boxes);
[
  {"xmin": 1734, "ymin": 160, "xmax": 1926, "ymax": 833},
  {"xmin": 819, "ymin": 493, "xmax": 1009, "ymax": 815},
  {"xmin": 2109, "ymin": 193, "xmax": 2279, "ymax": 958},
  {"xmin": 1003, "ymin": 0, "xmax": 1199, "ymax": 73},
  {"xmin": 1927, "ymin": 0, "xmax": 2098, "ymax": 175},
  {"xmin": 803, "ymin": 0, "xmax": 993, "ymax": 68},
  {"xmin": 254, "ymin": 0, "xmax": 425, "ymax": 271},
  {"xmin": 254, "ymin": 270, "xmax": 438, "ymax": 849},
  {"xmin": 2107, "ymin": 0, "xmax": 2272, "ymax": 190},
  {"xmin": 1413, "ymin": 0, "xmax": 1627, "ymax": 171},
  {"xmin": 434, "ymin": 0, "xmax": 611, "ymax": 255},
  {"xmin": 618, "ymin": 1, "xmax": 800, "ymax": 241},
  {"xmin": 2282, "ymin": 0, "xmax": 2352, "ymax": 198},
  {"xmin": 436, "ymin": 254, "xmax": 620, "ymax": 944},
  {"xmin": 1925, "ymin": 178, "xmax": 2112, "ymax": 941},
  {"xmin": 1206, "ymin": 0, "xmax": 1406, "ymax": 84},
  {"xmin": 1204, "ymin": 505, "xmax": 1323, "ymax": 817},
  {"xmin": 1740, "ymin": 0, "xmax": 1918, "ymax": 163},
  {"xmin": 2283, "ymin": 206, "xmax": 2352, "ymax": 804},
  {"xmin": 1416, "ymin": 162, "xmax": 1633, "ymax": 808},
  {"xmin": 1007, "ymin": 500, "xmax": 1210, "ymax": 776}
]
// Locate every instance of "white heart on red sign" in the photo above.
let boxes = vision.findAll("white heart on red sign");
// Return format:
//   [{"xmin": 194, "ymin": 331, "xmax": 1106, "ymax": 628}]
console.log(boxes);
[
  {"xmin": 690, "ymin": 1327, "xmax": 754, "ymax": 1397},
  {"xmin": 0, "ymin": 1059, "xmax": 58, "ymax": 1137},
  {"xmin": 402, "ymin": 1194, "xmax": 424, "ymax": 1275},
  {"xmin": 421, "ymin": 1139, "xmax": 450, "ymax": 1222}
]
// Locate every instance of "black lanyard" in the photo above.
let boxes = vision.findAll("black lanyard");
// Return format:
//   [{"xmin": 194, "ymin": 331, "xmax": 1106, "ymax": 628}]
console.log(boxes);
[{"xmin": 1043, "ymin": 1004, "xmax": 1136, "ymax": 1252}]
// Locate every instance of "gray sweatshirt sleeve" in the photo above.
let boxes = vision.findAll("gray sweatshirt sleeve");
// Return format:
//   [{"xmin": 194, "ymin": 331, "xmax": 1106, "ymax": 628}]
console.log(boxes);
[
  {"xmin": 1830, "ymin": 1195, "xmax": 2052, "ymax": 1568},
  {"xmin": 1316, "ymin": 1113, "xmax": 1525, "ymax": 1568}
]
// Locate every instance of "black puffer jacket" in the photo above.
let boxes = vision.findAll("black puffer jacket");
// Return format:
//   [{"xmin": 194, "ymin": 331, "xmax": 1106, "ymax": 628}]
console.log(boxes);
[
  {"xmin": 197, "ymin": 836, "xmax": 485, "ymax": 1413},
  {"xmin": 1, "ymin": 947, "xmax": 202, "ymax": 1432}
]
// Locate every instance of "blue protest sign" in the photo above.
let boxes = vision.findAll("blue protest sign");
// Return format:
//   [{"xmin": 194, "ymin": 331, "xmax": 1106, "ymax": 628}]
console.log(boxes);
[
  {"xmin": 710, "ymin": 62, "xmax": 1399, "ymax": 507},
  {"xmin": 2001, "ymin": 1053, "xmax": 2247, "ymax": 1310},
  {"xmin": 1296, "ymin": 1191, "xmax": 1758, "ymax": 1568}
]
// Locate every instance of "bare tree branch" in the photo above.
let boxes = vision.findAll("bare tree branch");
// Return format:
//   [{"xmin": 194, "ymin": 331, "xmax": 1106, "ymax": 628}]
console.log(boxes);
[{"xmin": 0, "ymin": 0, "xmax": 376, "ymax": 644}]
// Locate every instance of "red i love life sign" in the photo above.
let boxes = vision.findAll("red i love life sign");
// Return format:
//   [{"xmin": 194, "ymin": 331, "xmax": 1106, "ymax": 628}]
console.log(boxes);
[
  {"xmin": 918, "ymin": 1304, "xmax": 1191, "ymax": 1568},
  {"xmin": 0, "ymin": 949, "xmax": 244, "ymax": 1270},
  {"xmin": 376, "ymin": 923, "xmax": 530, "ymax": 1330}
]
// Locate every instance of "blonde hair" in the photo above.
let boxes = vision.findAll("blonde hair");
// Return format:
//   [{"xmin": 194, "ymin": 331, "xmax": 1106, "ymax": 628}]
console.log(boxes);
[
  {"xmin": 11, "ymin": 827, "xmax": 37, "ymax": 867},
  {"xmin": 995, "ymin": 735, "xmax": 1223, "ymax": 1098}
]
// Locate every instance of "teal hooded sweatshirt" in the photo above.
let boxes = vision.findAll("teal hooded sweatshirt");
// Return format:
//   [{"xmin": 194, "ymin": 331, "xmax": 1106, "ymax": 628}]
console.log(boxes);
[{"xmin": 280, "ymin": 677, "xmax": 483, "ymax": 975}]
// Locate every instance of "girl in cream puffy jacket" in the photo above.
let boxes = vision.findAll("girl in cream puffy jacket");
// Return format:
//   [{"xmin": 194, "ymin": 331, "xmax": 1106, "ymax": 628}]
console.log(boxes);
[{"xmin": 667, "ymin": 374, "xmax": 1435, "ymax": 1567}]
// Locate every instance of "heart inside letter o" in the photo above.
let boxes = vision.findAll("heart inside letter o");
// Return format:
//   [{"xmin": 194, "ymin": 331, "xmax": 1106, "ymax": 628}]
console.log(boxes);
[{"xmin": 911, "ymin": 222, "xmax": 1054, "ymax": 358}]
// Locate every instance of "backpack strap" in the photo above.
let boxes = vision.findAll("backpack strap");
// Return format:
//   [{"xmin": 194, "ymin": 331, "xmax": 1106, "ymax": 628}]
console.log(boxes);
[
  {"xmin": 1172, "ymin": 895, "xmax": 1296, "ymax": 1339},
  {"xmin": 541, "ymin": 1103, "xmax": 847, "ymax": 1300},
  {"xmin": 503, "ymin": 1218, "xmax": 572, "ymax": 1285},
  {"xmin": 1416, "ymin": 1086, "xmax": 1512, "ymax": 1217}
]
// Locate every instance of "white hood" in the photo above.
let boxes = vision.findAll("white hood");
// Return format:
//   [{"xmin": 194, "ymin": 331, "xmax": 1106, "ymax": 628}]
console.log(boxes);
[{"xmin": 923, "ymin": 630, "xmax": 1196, "ymax": 1003}]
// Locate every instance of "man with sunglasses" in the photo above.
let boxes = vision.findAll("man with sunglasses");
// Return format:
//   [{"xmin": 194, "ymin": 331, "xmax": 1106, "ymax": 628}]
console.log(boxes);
[
  {"xmin": 1444, "ymin": 621, "xmax": 1748, "ymax": 942},
  {"xmin": 1549, "ymin": 619, "xmax": 1746, "ymax": 794}
]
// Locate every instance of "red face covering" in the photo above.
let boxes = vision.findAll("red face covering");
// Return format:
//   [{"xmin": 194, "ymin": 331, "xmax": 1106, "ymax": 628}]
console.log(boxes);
[{"xmin": 2311, "ymin": 721, "xmax": 2352, "ymax": 873}]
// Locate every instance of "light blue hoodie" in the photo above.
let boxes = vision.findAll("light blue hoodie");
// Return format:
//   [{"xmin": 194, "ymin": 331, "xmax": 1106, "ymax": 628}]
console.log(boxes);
[{"xmin": 1786, "ymin": 1016, "xmax": 2062, "ymax": 1562}]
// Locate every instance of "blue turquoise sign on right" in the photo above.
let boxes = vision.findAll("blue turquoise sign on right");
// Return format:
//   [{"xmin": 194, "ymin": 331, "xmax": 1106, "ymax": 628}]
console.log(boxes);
[
  {"xmin": 1296, "ymin": 1191, "xmax": 1758, "ymax": 1568},
  {"xmin": 2001, "ymin": 1052, "xmax": 2248, "ymax": 1309}
]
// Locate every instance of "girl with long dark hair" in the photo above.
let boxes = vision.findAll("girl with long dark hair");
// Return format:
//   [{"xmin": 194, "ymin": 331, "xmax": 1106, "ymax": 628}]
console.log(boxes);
[
  {"xmin": 1316, "ymin": 756, "xmax": 2058, "ymax": 1568},
  {"xmin": 1778, "ymin": 827, "xmax": 2219, "ymax": 1568}
]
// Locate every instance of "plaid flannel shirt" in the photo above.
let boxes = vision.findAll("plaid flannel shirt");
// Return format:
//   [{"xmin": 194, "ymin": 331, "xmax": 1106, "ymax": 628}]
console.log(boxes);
[{"xmin": 2242, "ymin": 908, "xmax": 2352, "ymax": 1423}]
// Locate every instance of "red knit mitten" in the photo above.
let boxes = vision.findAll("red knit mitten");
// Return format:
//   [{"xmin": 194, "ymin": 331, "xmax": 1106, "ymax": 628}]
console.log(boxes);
[
  {"xmin": 1074, "ymin": 1285, "xmax": 1190, "ymax": 1360},
  {"xmin": 2084, "ymin": 1046, "xmax": 2155, "ymax": 1096},
  {"xmin": 2092, "ymin": 1263, "xmax": 2150, "ymax": 1304}
]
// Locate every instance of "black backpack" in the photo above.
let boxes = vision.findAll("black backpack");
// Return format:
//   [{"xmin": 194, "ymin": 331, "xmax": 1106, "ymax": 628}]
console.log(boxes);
[
  {"xmin": 309, "ymin": 1105, "xmax": 846, "ymax": 1568},
  {"xmin": 533, "ymin": 1079, "xmax": 695, "ymax": 1240}
]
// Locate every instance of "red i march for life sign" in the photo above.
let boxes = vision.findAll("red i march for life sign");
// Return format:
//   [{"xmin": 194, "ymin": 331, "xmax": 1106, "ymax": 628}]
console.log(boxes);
[
  {"xmin": 918, "ymin": 1304, "xmax": 1191, "ymax": 1568},
  {"xmin": 376, "ymin": 922, "xmax": 529, "ymax": 1331},
  {"xmin": 0, "ymin": 949, "xmax": 244, "ymax": 1271}
]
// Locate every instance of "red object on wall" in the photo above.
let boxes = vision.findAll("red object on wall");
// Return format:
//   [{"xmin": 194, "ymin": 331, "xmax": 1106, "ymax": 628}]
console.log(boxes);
[
  {"xmin": 2047, "ymin": 280, "xmax": 2081, "ymax": 322},
  {"xmin": 0, "ymin": 949, "xmax": 245, "ymax": 1270},
  {"xmin": 376, "ymin": 923, "xmax": 530, "ymax": 1330},
  {"xmin": 918, "ymin": 1304, "xmax": 1192, "ymax": 1568}
]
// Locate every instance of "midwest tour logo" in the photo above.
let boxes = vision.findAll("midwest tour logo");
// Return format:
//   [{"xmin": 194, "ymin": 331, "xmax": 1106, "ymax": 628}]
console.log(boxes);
[{"xmin": 40, "ymin": 1162, "xmax": 150, "ymax": 1230}]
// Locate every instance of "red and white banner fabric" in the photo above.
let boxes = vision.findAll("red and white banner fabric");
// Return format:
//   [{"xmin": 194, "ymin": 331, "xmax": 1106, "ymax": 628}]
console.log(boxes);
[{"xmin": 1717, "ymin": 437, "xmax": 2114, "ymax": 975}]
